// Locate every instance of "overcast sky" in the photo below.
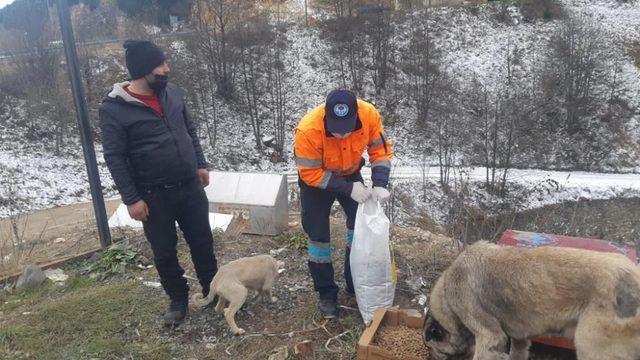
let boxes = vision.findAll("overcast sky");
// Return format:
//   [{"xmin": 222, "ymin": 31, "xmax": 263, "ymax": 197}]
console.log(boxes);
[{"xmin": 0, "ymin": 0, "xmax": 14, "ymax": 10}]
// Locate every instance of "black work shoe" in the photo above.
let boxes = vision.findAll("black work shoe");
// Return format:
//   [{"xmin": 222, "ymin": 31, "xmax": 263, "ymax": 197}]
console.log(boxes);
[
  {"xmin": 164, "ymin": 300, "xmax": 188, "ymax": 327},
  {"xmin": 319, "ymin": 299, "xmax": 337, "ymax": 319}
]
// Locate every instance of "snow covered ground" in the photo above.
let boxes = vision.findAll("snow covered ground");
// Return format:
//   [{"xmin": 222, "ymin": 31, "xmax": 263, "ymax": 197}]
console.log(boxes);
[
  {"xmin": 0, "ymin": 145, "xmax": 117, "ymax": 218},
  {"xmin": 364, "ymin": 165, "xmax": 640, "ymax": 224},
  {"xmin": 2, "ymin": 139, "xmax": 640, "ymax": 220}
]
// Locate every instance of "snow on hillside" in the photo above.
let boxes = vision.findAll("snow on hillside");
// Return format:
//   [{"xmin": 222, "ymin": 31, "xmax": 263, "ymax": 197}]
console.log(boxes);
[
  {"xmin": 0, "ymin": 146, "xmax": 116, "ymax": 218},
  {"xmin": 388, "ymin": 166, "xmax": 640, "ymax": 224},
  {"xmin": 566, "ymin": 0, "xmax": 640, "ymax": 41},
  {"xmin": 1, "ymin": 0, "xmax": 639, "ymax": 218},
  {"xmin": 564, "ymin": 0, "xmax": 640, "ymax": 109}
]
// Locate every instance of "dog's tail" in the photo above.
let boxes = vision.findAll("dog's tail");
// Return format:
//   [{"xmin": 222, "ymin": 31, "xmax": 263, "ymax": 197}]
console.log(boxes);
[{"xmin": 191, "ymin": 274, "xmax": 220, "ymax": 309}]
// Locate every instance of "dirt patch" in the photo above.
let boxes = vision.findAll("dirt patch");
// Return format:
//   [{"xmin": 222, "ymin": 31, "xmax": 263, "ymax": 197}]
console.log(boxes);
[
  {"xmin": 0, "ymin": 199, "xmax": 122, "ymax": 277},
  {"xmin": 0, "ymin": 199, "xmax": 121, "ymax": 241},
  {"xmin": 0, "ymin": 206, "xmax": 575, "ymax": 359},
  {"xmin": 373, "ymin": 325, "xmax": 429, "ymax": 359},
  {"xmin": 0, "ymin": 205, "xmax": 444, "ymax": 359}
]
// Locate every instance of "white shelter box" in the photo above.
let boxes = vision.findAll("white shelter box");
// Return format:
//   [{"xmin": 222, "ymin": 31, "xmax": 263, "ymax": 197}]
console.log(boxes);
[{"xmin": 204, "ymin": 171, "xmax": 288, "ymax": 236}]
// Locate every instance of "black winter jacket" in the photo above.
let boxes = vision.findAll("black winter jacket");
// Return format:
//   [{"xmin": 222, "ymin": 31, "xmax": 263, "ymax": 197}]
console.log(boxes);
[{"xmin": 99, "ymin": 82, "xmax": 207, "ymax": 205}]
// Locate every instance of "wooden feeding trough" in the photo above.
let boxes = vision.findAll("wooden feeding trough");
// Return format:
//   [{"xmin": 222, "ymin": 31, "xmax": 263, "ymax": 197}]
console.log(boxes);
[
  {"xmin": 498, "ymin": 229, "xmax": 638, "ymax": 350},
  {"xmin": 357, "ymin": 308, "xmax": 428, "ymax": 360}
]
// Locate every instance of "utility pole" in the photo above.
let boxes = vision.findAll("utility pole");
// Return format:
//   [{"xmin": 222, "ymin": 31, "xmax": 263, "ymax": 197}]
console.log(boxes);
[
  {"xmin": 57, "ymin": 0, "xmax": 112, "ymax": 248},
  {"xmin": 304, "ymin": 0, "xmax": 309, "ymax": 26}
]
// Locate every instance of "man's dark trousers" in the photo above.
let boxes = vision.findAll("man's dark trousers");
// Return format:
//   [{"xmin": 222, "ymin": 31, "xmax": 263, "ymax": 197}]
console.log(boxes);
[
  {"xmin": 141, "ymin": 177, "xmax": 217, "ymax": 303},
  {"xmin": 299, "ymin": 172, "xmax": 361, "ymax": 302}
]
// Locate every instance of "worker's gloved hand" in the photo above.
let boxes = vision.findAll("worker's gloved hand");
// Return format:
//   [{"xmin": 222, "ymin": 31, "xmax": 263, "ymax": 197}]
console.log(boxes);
[
  {"xmin": 372, "ymin": 187, "xmax": 390, "ymax": 203},
  {"xmin": 350, "ymin": 182, "xmax": 372, "ymax": 204}
]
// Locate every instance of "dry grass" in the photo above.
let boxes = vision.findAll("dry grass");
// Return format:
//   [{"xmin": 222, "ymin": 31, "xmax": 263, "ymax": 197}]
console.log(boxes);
[
  {"xmin": 0, "ymin": 214, "xmax": 44, "ymax": 277},
  {"xmin": 0, "ymin": 199, "xmax": 123, "ymax": 278},
  {"xmin": 1, "ymin": 277, "xmax": 172, "ymax": 360}
]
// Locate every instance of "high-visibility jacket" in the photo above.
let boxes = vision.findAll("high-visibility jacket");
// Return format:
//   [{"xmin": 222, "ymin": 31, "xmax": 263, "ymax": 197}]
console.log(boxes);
[{"xmin": 294, "ymin": 99, "xmax": 393, "ymax": 194}]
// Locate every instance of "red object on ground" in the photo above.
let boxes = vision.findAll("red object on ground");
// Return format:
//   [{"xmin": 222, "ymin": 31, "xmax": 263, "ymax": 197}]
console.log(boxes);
[{"xmin": 497, "ymin": 229, "xmax": 638, "ymax": 350}]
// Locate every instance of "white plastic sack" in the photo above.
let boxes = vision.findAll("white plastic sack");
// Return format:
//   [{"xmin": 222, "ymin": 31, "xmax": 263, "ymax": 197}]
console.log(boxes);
[{"xmin": 350, "ymin": 197, "xmax": 396, "ymax": 324}]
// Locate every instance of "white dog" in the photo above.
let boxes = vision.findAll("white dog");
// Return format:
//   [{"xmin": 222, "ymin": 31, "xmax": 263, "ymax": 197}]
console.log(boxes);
[{"xmin": 192, "ymin": 254, "xmax": 284, "ymax": 335}]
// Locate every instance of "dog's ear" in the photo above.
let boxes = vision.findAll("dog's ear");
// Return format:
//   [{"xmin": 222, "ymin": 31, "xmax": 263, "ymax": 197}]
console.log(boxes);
[{"xmin": 423, "ymin": 314, "xmax": 446, "ymax": 343}]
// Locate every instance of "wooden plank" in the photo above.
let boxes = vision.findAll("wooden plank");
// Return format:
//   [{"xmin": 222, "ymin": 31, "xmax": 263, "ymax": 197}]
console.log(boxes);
[
  {"xmin": 0, "ymin": 247, "xmax": 103, "ymax": 287},
  {"xmin": 358, "ymin": 308, "xmax": 387, "ymax": 359}
]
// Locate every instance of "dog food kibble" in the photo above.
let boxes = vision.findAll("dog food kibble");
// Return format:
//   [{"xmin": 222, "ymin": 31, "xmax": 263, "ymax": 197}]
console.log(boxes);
[{"xmin": 373, "ymin": 325, "xmax": 429, "ymax": 359}]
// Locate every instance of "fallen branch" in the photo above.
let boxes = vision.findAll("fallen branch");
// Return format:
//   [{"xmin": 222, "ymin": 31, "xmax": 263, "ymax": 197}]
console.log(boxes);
[
  {"xmin": 325, "ymin": 329, "xmax": 353, "ymax": 353},
  {"xmin": 224, "ymin": 319, "xmax": 331, "ymax": 356},
  {"xmin": 312, "ymin": 319, "xmax": 333, "ymax": 337}
]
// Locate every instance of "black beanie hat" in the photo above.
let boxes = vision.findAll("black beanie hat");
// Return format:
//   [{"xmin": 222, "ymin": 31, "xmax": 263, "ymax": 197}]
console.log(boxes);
[{"xmin": 123, "ymin": 40, "xmax": 166, "ymax": 80}]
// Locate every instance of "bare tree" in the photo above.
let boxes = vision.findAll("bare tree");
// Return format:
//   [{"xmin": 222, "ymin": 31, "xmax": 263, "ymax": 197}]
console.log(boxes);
[
  {"xmin": 434, "ymin": 100, "xmax": 460, "ymax": 189},
  {"xmin": 232, "ymin": 14, "xmax": 277, "ymax": 152},
  {"xmin": 192, "ymin": 0, "xmax": 253, "ymax": 99},
  {"xmin": 607, "ymin": 56, "xmax": 622, "ymax": 112},
  {"xmin": 362, "ymin": 7, "xmax": 395, "ymax": 95},
  {"xmin": 2, "ymin": 1, "xmax": 76, "ymax": 155},
  {"xmin": 265, "ymin": 5, "xmax": 289, "ymax": 160},
  {"xmin": 465, "ymin": 41, "xmax": 531, "ymax": 196},
  {"xmin": 321, "ymin": 19, "xmax": 367, "ymax": 92},
  {"xmin": 315, "ymin": 0, "xmax": 362, "ymax": 18},
  {"xmin": 319, "ymin": 0, "xmax": 371, "ymax": 92},
  {"xmin": 402, "ymin": 21, "xmax": 441, "ymax": 127},
  {"xmin": 401, "ymin": 13, "xmax": 461, "ymax": 188},
  {"xmin": 542, "ymin": 18, "xmax": 605, "ymax": 136}
]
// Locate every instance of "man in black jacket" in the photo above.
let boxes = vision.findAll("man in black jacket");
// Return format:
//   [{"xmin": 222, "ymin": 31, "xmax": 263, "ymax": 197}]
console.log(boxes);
[{"xmin": 99, "ymin": 40, "xmax": 217, "ymax": 326}]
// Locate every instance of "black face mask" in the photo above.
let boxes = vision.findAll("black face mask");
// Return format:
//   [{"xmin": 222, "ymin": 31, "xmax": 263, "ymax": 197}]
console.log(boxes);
[{"xmin": 145, "ymin": 73, "xmax": 169, "ymax": 93}]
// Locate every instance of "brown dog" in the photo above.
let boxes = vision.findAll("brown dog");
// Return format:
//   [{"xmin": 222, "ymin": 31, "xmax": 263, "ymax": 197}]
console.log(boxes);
[
  {"xmin": 423, "ymin": 241, "xmax": 640, "ymax": 360},
  {"xmin": 192, "ymin": 254, "xmax": 284, "ymax": 335}
]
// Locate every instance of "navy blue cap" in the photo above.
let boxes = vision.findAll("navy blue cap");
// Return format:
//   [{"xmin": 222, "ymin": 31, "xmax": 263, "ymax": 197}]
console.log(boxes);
[{"xmin": 325, "ymin": 89, "xmax": 358, "ymax": 135}]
